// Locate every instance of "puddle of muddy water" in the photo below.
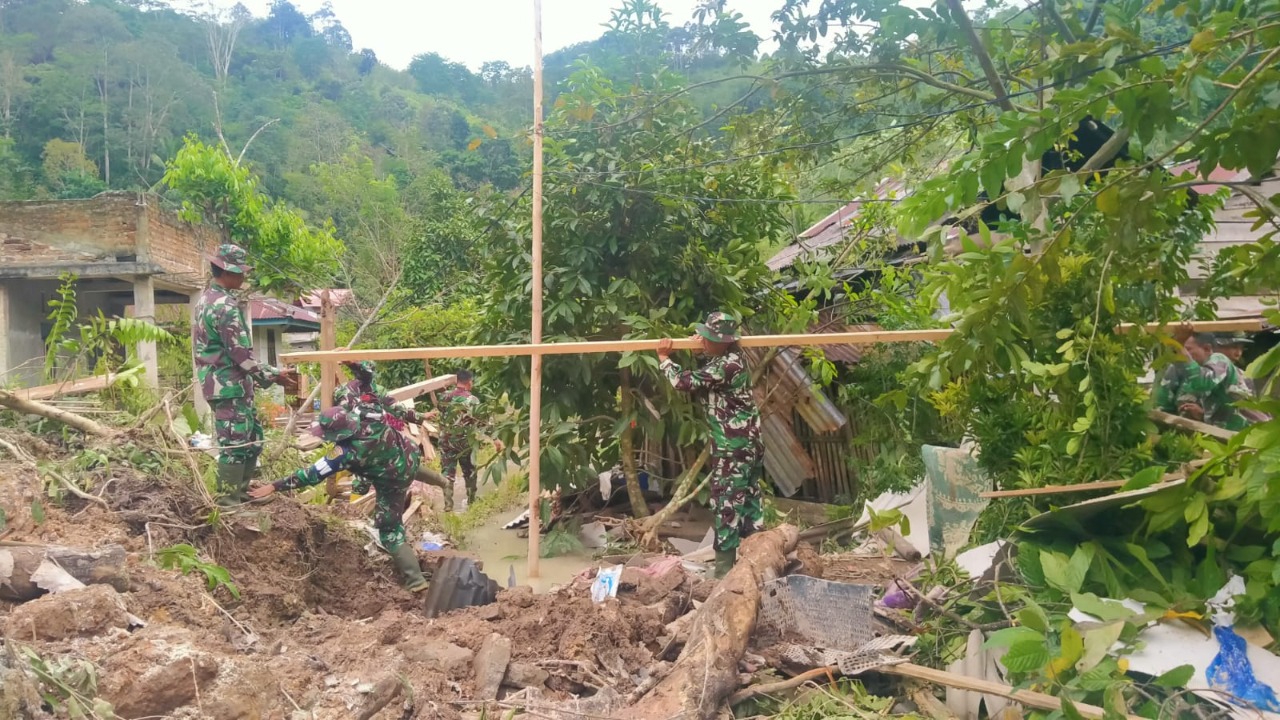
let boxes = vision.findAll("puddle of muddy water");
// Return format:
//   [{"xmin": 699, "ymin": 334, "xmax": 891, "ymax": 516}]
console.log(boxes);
[{"xmin": 463, "ymin": 512, "xmax": 599, "ymax": 593}]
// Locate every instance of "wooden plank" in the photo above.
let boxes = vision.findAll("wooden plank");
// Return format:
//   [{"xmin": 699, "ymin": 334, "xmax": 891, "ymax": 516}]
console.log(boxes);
[
  {"xmin": 281, "ymin": 320, "xmax": 1262, "ymax": 364},
  {"xmin": 983, "ymin": 458, "xmax": 1210, "ymax": 499},
  {"xmin": 981, "ymin": 480, "xmax": 1128, "ymax": 498},
  {"xmin": 12, "ymin": 373, "xmax": 115, "ymax": 402},
  {"xmin": 880, "ymin": 663, "xmax": 1142, "ymax": 720},
  {"xmin": 386, "ymin": 374, "xmax": 456, "ymax": 403},
  {"xmin": 319, "ymin": 290, "xmax": 337, "ymax": 413},
  {"xmin": 1149, "ymin": 409, "xmax": 1238, "ymax": 441}
]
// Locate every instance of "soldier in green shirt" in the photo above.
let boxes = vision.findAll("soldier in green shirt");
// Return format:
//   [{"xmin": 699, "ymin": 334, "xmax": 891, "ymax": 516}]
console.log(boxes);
[{"xmin": 193, "ymin": 244, "xmax": 286, "ymax": 507}]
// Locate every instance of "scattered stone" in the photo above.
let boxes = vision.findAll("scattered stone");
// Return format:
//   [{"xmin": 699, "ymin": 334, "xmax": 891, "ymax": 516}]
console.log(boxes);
[
  {"xmin": 789, "ymin": 542, "xmax": 825, "ymax": 578},
  {"xmin": 325, "ymin": 676, "xmax": 339, "ymax": 688},
  {"xmin": 106, "ymin": 654, "xmax": 219, "ymax": 719},
  {"xmin": 477, "ymin": 604, "xmax": 503, "ymax": 621},
  {"xmin": 400, "ymin": 638, "xmax": 474, "ymax": 675},
  {"xmin": 619, "ymin": 564, "xmax": 685, "ymax": 605},
  {"xmin": 356, "ymin": 683, "xmax": 375, "ymax": 694},
  {"xmin": 503, "ymin": 661, "xmax": 549, "ymax": 689},
  {"xmin": 472, "ymin": 633, "xmax": 512, "ymax": 700},
  {"xmin": 501, "ymin": 585, "xmax": 535, "ymax": 608},
  {"xmin": 4, "ymin": 584, "xmax": 128, "ymax": 641}
]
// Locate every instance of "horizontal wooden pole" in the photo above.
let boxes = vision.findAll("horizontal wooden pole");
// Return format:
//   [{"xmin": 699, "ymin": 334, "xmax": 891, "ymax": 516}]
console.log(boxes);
[
  {"xmin": 280, "ymin": 319, "xmax": 1263, "ymax": 365},
  {"xmin": 387, "ymin": 374, "xmax": 456, "ymax": 403},
  {"xmin": 1148, "ymin": 409, "xmax": 1238, "ymax": 441}
]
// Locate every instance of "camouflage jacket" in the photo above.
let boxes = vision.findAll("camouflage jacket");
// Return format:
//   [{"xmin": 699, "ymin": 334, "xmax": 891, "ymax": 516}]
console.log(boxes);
[
  {"xmin": 1176, "ymin": 352, "xmax": 1257, "ymax": 430},
  {"xmin": 334, "ymin": 376, "xmax": 417, "ymax": 427},
  {"xmin": 1153, "ymin": 361, "xmax": 1196, "ymax": 414},
  {"xmin": 274, "ymin": 414, "xmax": 419, "ymax": 493},
  {"xmin": 662, "ymin": 352, "xmax": 761, "ymax": 459},
  {"xmin": 439, "ymin": 387, "xmax": 482, "ymax": 445},
  {"xmin": 194, "ymin": 284, "xmax": 279, "ymax": 401}
]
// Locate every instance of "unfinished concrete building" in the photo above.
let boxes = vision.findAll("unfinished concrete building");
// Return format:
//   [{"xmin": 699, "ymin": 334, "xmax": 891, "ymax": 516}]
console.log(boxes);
[{"xmin": 0, "ymin": 192, "xmax": 216, "ymax": 388}]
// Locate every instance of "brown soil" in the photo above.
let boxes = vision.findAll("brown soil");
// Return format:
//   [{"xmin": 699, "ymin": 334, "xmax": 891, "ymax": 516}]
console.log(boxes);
[{"xmin": 0, "ymin": 430, "xmax": 683, "ymax": 720}]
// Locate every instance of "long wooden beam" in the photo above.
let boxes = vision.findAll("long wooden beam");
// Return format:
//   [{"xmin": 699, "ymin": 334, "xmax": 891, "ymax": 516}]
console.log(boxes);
[
  {"xmin": 386, "ymin": 374, "xmax": 456, "ymax": 403},
  {"xmin": 281, "ymin": 319, "xmax": 1262, "ymax": 364}
]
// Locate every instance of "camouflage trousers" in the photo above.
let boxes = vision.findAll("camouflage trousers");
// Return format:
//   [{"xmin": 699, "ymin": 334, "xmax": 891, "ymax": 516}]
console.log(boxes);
[
  {"xmin": 372, "ymin": 475, "xmax": 413, "ymax": 552},
  {"xmin": 211, "ymin": 398, "xmax": 263, "ymax": 466},
  {"xmin": 709, "ymin": 452, "xmax": 764, "ymax": 552},
  {"xmin": 441, "ymin": 440, "xmax": 476, "ymax": 502}
]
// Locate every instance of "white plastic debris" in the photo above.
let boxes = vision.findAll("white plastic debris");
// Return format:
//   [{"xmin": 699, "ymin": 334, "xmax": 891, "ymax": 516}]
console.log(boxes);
[{"xmin": 590, "ymin": 565, "xmax": 623, "ymax": 603}]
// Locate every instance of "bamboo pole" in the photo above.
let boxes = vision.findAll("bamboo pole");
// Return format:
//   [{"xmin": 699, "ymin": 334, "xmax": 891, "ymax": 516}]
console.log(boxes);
[
  {"xmin": 528, "ymin": 0, "xmax": 544, "ymax": 577},
  {"xmin": 280, "ymin": 319, "xmax": 1263, "ymax": 364}
]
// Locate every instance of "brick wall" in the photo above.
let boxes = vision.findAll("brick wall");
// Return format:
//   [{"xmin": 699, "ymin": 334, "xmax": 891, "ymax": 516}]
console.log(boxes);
[
  {"xmin": 142, "ymin": 200, "xmax": 220, "ymax": 291},
  {"xmin": 0, "ymin": 193, "xmax": 137, "ymax": 266},
  {"xmin": 0, "ymin": 192, "xmax": 214, "ymax": 294}
]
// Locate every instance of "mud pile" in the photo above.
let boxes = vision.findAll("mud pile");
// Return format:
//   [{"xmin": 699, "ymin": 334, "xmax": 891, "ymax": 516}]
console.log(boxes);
[{"xmin": 0, "ymin": 433, "xmax": 695, "ymax": 720}]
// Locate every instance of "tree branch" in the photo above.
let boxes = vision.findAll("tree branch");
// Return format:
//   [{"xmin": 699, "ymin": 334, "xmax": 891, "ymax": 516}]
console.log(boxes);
[
  {"xmin": 944, "ymin": 0, "xmax": 1015, "ymax": 112},
  {"xmin": 1079, "ymin": 127, "xmax": 1131, "ymax": 174}
]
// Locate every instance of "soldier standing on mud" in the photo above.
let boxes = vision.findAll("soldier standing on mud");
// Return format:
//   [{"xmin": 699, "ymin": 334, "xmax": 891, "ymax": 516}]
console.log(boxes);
[
  {"xmin": 656, "ymin": 312, "xmax": 763, "ymax": 579},
  {"xmin": 249, "ymin": 406, "xmax": 429, "ymax": 593},
  {"xmin": 434, "ymin": 370, "xmax": 501, "ymax": 508},
  {"xmin": 194, "ymin": 244, "xmax": 286, "ymax": 507}
]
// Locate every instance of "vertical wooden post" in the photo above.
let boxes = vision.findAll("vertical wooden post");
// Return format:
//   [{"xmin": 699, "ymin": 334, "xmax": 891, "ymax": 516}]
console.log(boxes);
[
  {"xmin": 319, "ymin": 289, "xmax": 339, "ymax": 499},
  {"xmin": 320, "ymin": 290, "xmax": 336, "ymax": 412},
  {"xmin": 423, "ymin": 360, "xmax": 442, "ymax": 409},
  {"xmin": 528, "ymin": 0, "xmax": 544, "ymax": 577}
]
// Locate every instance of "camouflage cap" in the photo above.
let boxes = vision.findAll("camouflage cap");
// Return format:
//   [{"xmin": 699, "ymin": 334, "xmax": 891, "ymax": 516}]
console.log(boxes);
[
  {"xmin": 695, "ymin": 311, "xmax": 741, "ymax": 344},
  {"xmin": 310, "ymin": 406, "xmax": 360, "ymax": 441},
  {"xmin": 1216, "ymin": 331, "xmax": 1253, "ymax": 346},
  {"xmin": 208, "ymin": 243, "xmax": 252, "ymax": 274}
]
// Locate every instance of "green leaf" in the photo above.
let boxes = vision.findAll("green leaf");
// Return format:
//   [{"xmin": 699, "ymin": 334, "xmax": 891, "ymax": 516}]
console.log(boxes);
[
  {"xmin": 984, "ymin": 626, "xmax": 1044, "ymax": 650},
  {"xmin": 1059, "ymin": 174, "xmax": 1081, "ymax": 203},
  {"xmin": 1154, "ymin": 664, "xmax": 1195, "ymax": 688},
  {"xmin": 1016, "ymin": 602, "xmax": 1051, "ymax": 633},
  {"xmin": 1078, "ymin": 621, "xmax": 1125, "ymax": 674},
  {"xmin": 1071, "ymin": 592, "xmax": 1135, "ymax": 622},
  {"xmin": 1122, "ymin": 466, "xmax": 1165, "ymax": 492},
  {"xmin": 1001, "ymin": 638, "xmax": 1051, "ymax": 673}
]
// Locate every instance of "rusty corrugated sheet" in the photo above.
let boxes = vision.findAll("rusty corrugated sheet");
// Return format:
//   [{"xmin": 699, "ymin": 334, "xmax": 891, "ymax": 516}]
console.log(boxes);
[
  {"xmin": 761, "ymin": 411, "xmax": 814, "ymax": 497},
  {"xmin": 768, "ymin": 349, "xmax": 848, "ymax": 434}
]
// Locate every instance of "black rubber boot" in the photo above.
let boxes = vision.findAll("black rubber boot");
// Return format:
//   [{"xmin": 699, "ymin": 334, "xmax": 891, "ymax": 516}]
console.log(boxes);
[
  {"xmin": 714, "ymin": 549, "xmax": 737, "ymax": 579},
  {"xmin": 215, "ymin": 462, "xmax": 248, "ymax": 507},
  {"xmin": 391, "ymin": 543, "xmax": 429, "ymax": 593}
]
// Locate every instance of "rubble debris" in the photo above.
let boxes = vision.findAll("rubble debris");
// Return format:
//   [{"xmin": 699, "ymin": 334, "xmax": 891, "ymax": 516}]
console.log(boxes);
[
  {"xmin": 630, "ymin": 524, "xmax": 800, "ymax": 720},
  {"xmin": 401, "ymin": 639, "xmax": 475, "ymax": 676},
  {"xmin": 473, "ymin": 633, "xmax": 513, "ymax": 700},
  {"xmin": 4, "ymin": 584, "xmax": 129, "ymax": 641},
  {"xmin": 504, "ymin": 661, "xmax": 551, "ymax": 689}
]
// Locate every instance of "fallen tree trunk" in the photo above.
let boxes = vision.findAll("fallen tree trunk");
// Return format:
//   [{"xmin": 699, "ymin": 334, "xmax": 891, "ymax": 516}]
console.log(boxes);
[
  {"xmin": 0, "ymin": 390, "xmax": 113, "ymax": 438},
  {"xmin": 0, "ymin": 542, "xmax": 129, "ymax": 601},
  {"xmin": 626, "ymin": 524, "xmax": 799, "ymax": 720}
]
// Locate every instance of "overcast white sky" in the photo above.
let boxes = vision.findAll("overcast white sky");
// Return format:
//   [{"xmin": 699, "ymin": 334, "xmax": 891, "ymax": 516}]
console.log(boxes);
[{"xmin": 215, "ymin": 1, "xmax": 783, "ymax": 71}]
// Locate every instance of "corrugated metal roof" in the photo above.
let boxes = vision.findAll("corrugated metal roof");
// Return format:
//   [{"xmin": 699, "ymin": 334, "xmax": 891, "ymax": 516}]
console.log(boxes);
[
  {"xmin": 767, "ymin": 179, "xmax": 908, "ymax": 270},
  {"xmin": 250, "ymin": 296, "xmax": 320, "ymax": 327},
  {"xmin": 761, "ymin": 412, "xmax": 813, "ymax": 497}
]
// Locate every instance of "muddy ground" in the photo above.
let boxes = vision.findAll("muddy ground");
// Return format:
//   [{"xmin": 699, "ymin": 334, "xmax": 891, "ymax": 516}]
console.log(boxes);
[{"xmin": 0, "ymin": 433, "xmax": 907, "ymax": 720}]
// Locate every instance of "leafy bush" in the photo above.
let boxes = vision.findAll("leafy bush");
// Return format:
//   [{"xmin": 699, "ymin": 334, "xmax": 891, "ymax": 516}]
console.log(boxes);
[{"xmin": 155, "ymin": 543, "xmax": 240, "ymax": 599}]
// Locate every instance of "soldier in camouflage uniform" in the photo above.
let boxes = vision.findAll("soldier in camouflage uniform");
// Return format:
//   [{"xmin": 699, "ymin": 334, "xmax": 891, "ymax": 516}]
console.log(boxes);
[
  {"xmin": 249, "ymin": 406, "xmax": 429, "ymax": 592},
  {"xmin": 1152, "ymin": 327, "xmax": 1195, "ymax": 414},
  {"xmin": 194, "ymin": 244, "xmax": 285, "ymax": 507},
  {"xmin": 1216, "ymin": 333, "xmax": 1258, "ymax": 397},
  {"xmin": 1176, "ymin": 333, "xmax": 1259, "ymax": 430},
  {"xmin": 334, "ymin": 358, "xmax": 458, "ymax": 511},
  {"xmin": 435, "ymin": 369, "xmax": 494, "ymax": 506},
  {"xmin": 657, "ymin": 311, "xmax": 763, "ymax": 578}
]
